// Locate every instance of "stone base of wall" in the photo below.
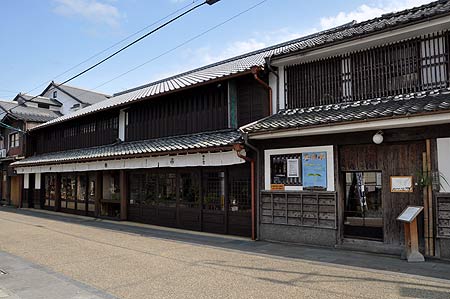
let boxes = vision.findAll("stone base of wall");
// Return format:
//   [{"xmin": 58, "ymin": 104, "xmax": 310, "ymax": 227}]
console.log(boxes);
[
  {"xmin": 259, "ymin": 224, "xmax": 336, "ymax": 247},
  {"xmin": 438, "ymin": 239, "xmax": 450, "ymax": 260}
]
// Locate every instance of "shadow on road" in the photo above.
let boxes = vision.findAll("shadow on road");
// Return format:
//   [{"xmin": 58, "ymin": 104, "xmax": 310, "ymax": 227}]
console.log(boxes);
[{"xmin": 2, "ymin": 207, "xmax": 450, "ymax": 283}]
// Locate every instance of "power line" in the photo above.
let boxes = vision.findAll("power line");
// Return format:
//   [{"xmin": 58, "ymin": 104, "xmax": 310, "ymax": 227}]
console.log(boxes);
[
  {"xmin": 59, "ymin": 1, "xmax": 208, "ymax": 86},
  {"xmin": 0, "ymin": 0, "xmax": 218, "ymax": 129},
  {"xmin": 54, "ymin": 0, "xmax": 269, "ymax": 101},
  {"xmin": 24, "ymin": 0, "xmax": 203, "ymax": 96}
]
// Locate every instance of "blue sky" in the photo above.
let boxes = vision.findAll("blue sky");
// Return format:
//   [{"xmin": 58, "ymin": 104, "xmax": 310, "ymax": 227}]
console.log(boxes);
[{"xmin": 0, "ymin": 0, "xmax": 431, "ymax": 98}]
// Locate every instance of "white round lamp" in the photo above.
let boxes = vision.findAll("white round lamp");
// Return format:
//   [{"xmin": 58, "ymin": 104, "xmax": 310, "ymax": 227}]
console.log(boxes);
[{"xmin": 372, "ymin": 131, "xmax": 384, "ymax": 144}]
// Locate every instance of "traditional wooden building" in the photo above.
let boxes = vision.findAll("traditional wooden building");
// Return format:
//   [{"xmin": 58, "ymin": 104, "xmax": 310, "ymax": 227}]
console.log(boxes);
[
  {"xmin": 11, "ymin": 0, "xmax": 450, "ymax": 257},
  {"xmin": 241, "ymin": 0, "xmax": 450, "ymax": 259},
  {"xmin": 0, "ymin": 97, "xmax": 62, "ymax": 206},
  {"xmin": 12, "ymin": 53, "xmax": 274, "ymax": 238},
  {"xmin": 1, "ymin": 85, "xmax": 110, "ymax": 207}
]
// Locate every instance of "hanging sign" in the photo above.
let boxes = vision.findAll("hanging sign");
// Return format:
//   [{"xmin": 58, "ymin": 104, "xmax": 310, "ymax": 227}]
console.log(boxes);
[
  {"xmin": 302, "ymin": 152, "xmax": 327, "ymax": 190},
  {"xmin": 390, "ymin": 176, "xmax": 413, "ymax": 193}
]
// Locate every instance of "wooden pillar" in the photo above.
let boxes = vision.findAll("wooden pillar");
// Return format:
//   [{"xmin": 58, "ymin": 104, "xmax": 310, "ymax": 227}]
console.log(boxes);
[
  {"xmin": 426, "ymin": 139, "xmax": 434, "ymax": 256},
  {"xmin": 95, "ymin": 171, "xmax": 102, "ymax": 217},
  {"xmin": 120, "ymin": 170, "xmax": 127, "ymax": 221},
  {"xmin": 334, "ymin": 145, "xmax": 344, "ymax": 244},
  {"xmin": 55, "ymin": 173, "xmax": 61, "ymax": 212}
]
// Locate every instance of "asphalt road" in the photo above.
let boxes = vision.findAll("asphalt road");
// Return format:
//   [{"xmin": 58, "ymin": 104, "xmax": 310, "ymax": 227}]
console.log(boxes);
[{"xmin": 0, "ymin": 208, "xmax": 450, "ymax": 299}]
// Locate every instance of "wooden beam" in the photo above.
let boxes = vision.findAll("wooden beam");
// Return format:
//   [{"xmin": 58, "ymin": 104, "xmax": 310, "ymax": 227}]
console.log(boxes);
[
  {"xmin": 426, "ymin": 139, "xmax": 434, "ymax": 256},
  {"xmin": 95, "ymin": 171, "xmax": 102, "ymax": 217},
  {"xmin": 55, "ymin": 173, "xmax": 61, "ymax": 212},
  {"xmin": 120, "ymin": 170, "xmax": 127, "ymax": 221}
]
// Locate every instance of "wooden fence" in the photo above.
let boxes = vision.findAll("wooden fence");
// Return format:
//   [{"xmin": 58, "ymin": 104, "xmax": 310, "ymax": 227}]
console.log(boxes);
[
  {"xmin": 437, "ymin": 193, "xmax": 450, "ymax": 238},
  {"xmin": 260, "ymin": 191, "xmax": 337, "ymax": 229}
]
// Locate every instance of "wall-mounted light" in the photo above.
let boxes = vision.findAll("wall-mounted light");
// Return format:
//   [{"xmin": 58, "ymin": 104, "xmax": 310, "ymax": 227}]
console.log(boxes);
[{"xmin": 372, "ymin": 131, "xmax": 384, "ymax": 144}]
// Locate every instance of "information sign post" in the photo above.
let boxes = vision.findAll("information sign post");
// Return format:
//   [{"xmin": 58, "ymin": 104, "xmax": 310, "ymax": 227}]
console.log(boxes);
[{"xmin": 397, "ymin": 206, "xmax": 424, "ymax": 262}]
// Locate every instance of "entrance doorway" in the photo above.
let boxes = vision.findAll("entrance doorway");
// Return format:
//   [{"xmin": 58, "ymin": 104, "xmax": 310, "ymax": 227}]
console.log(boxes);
[{"xmin": 344, "ymin": 172, "xmax": 383, "ymax": 241}]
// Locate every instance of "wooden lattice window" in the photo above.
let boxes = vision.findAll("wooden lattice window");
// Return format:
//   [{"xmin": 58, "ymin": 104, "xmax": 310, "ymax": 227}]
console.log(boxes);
[
  {"xmin": 285, "ymin": 31, "xmax": 450, "ymax": 108},
  {"xmin": 285, "ymin": 56, "xmax": 342, "ymax": 108}
]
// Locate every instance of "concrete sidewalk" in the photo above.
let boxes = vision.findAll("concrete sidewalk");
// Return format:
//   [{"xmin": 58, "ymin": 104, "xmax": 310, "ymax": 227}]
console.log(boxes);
[
  {"xmin": 12, "ymin": 207, "xmax": 450, "ymax": 281},
  {"xmin": 0, "ymin": 251, "xmax": 116, "ymax": 299},
  {"xmin": 1, "ymin": 207, "xmax": 450, "ymax": 299}
]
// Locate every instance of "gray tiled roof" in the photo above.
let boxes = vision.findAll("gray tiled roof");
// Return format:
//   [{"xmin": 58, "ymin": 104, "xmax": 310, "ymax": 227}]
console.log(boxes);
[
  {"xmin": 55, "ymin": 83, "xmax": 110, "ymax": 105},
  {"xmin": 241, "ymin": 89, "xmax": 450, "ymax": 134},
  {"xmin": 32, "ymin": 0, "xmax": 450, "ymax": 130},
  {"xmin": 19, "ymin": 94, "xmax": 61, "ymax": 107},
  {"xmin": 0, "ymin": 100, "xmax": 62, "ymax": 123},
  {"xmin": 12, "ymin": 129, "xmax": 242, "ymax": 167},
  {"xmin": 275, "ymin": 0, "xmax": 450, "ymax": 58}
]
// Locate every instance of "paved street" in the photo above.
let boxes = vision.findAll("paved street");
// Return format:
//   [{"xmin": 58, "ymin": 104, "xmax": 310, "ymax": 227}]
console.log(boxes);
[{"xmin": 0, "ymin": 208, "xmax": 450, "ymax": 299}]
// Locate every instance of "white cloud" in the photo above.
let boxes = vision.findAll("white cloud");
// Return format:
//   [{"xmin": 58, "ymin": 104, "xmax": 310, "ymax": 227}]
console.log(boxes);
[
  {"xmin": 53, "ymin": 0, "xmax": 123, "ymax": 28},
  {"xmin": 320, "ymin": 0, "xmax": 432, "ymax": 29}
]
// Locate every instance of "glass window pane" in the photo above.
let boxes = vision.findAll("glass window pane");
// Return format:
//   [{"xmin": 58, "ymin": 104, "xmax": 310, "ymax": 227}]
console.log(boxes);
[
  {"xmin": 270, "ymin": 154, "xmax": 302, "ymax": 186},
  {"xmin": 77, "ymin": 176, "xmax": 87, "ymax": 201},
  {"xmin": 102, "ymin": 171, "xmax": 120, "ymax": 201},
  {"xmin": 203, "ymin": 171, "xmax": 225, "ymax": 211},
  {"xmin": 179, "ymin": 172, "xmax": 200, "ymax": 208},
  {"xmin": 88, "ymin": 173, "xmax": 96, "ymax": 202}
]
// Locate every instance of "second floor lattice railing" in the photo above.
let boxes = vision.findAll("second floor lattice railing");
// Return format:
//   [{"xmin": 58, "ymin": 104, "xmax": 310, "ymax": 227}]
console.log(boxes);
[{"xmin": 285, "ymin": 31, "xmax": 450, "ymax": 108}]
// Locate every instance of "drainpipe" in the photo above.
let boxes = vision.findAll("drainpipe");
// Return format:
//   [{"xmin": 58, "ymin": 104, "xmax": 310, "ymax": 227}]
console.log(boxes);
[
  {"xmin": 251, "ymin": 66, "xmax": 272, "ymax": 115},
  {"xmin": 234, "ymin": 142, "xmax": 256, "ymax": 240},
  {"xmin": 265, "ymin": 56, "xmax": 280, "ymax": 113}
]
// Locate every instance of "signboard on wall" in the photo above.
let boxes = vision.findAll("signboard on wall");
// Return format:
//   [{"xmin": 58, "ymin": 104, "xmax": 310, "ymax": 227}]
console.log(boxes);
[
  {"xmin": 390, "ymin": 176, "xmax": 413, "ymax": 193},
  {"xmin": 302, "ymin": 152, "xmax": 327, "ymax": 190},
  {"xmin": 270, "ymin": 184, "xmax": 285, "ymax": 191},
  {"xmin": 287, "ymin": 159, "xmax": 300, "ymax": 178}
]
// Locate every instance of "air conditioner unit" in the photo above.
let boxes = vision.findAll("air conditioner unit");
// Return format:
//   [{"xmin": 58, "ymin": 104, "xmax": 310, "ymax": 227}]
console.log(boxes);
[{"xmin": 0, "ymin": 149, "xmax": 6, "ymax": 158}]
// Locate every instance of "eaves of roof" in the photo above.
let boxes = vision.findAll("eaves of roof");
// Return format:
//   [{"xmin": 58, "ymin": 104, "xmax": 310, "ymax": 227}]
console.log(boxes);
[
  {"xmin": 241, "ymin": 89, "xmax": 450, "ymax": 135},
  {"xmin": 12, "ymin": 129, "xmax": 243, "ymax": 167}
]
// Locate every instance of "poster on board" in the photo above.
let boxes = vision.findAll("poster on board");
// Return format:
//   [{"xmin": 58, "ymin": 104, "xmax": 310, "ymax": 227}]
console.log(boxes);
[
  {"xmin": 390, "ymin": 176, "xmax": 413, "ymax": 193},
  {"xmin": 287, "ymin": 158, "xmax": 300, "ymax": 178},
  {"xmin": 302, "ymin": 152, "xmax": 327, "ymax": 190}
]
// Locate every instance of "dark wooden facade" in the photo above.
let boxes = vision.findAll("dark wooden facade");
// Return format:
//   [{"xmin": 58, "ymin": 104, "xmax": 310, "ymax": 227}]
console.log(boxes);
[
  {"xmin": 23, "ymin": 73, "xmax": 269, "ymax": 238},
  {"xmin": 125, "ymin": 84, "xmax": 228, "ymax": 141},
  {"xmin": 28, "ymin": 74, "xmax": 269, "ymax": 156},
  {"xmin": 127, "ymin": 164, "xmax": 251, "ymax": 237},
  {"xmin": 30, "ymin": 111, "xmax": 119, "ymax": 155},
  {"xmin": 255, "ymin": 124, "xmax": 450, "ymax": 252},
  {"xmin": 236, "ymin": 76, "xmax": 270, "ymax": 127}
]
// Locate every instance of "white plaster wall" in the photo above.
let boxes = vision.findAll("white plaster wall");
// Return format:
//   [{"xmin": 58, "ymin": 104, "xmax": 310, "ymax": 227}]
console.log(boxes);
[
  {"xmin": 437, "ymin": 138, "xmax": 450, "ymax": 192},
  {"xmin": 268, "ymin": 72, "xmax": 278, "ymax": 114},
  {"xmin": 42, "ymin": 87, "xmax": 80, "ymax": 115},
  {"xmin": 34, "ymin": 173, "xmax": 41, "ymax": 190},
  {"xmin": 23, "ymin": 173, "xmax": 29, "ymax": 189},
  {"xmin": 118, "ymin": 110, "xmax": 126, "ymax": 141},
  {"xmin": 15, "ymin": 151, "xmax": 246, "ymax": 174}
]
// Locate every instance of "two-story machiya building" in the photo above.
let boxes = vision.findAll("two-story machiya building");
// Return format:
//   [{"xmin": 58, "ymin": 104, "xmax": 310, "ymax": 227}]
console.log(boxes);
[
  {"xmin": 12, "ymin": 0, "xmax": 450, "ymax": 258},
  {"xmin": 0, "ymin": 86, "xmax": 110, "ymax": 207},
  {"xmin": 241, "ymin": 0, "xmax": 450, "ymax": 259},
  {"xmin": 11, "ymin": 53, "xmax": 274, "ymax": 238}
]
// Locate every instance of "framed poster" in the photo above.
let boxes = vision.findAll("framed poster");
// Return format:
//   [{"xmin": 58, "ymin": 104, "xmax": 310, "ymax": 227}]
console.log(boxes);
[
  {"xmin": 287, "ymin": 158, "xmax": 300, "ymax": 178},
  {"xmin": 302, "ymin": 152, "xmax": 327, "ymax": 190},
  {"xmin": 390, "ymin": 176, "xmax": 413, "ymax": 193}
]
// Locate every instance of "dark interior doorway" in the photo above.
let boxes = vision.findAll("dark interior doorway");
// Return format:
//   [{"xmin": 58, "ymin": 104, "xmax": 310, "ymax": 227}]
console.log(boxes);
[{"xmin": 344, "ymin": 171, "xmax": 383, "ymax": 241}]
